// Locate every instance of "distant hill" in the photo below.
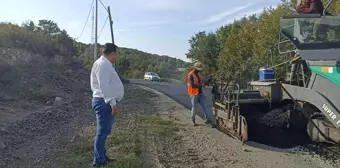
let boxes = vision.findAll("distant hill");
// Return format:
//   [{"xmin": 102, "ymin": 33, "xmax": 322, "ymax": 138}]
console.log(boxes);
[
  {"xmin": 76, "ymin": 43, "xmax": 190, "ymax": 79},
  {"xmin": 0, "ymin": 20, "xmax": 190, "ymax": 80}
]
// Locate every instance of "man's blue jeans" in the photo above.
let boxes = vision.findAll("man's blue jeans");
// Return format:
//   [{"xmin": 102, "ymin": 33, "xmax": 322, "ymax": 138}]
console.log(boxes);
[
  {"xmin": 190, "ymin": 93, "xmax": 209, "ymax": 121},
  {"xmin": 92, "ymin": 97, "xmax": 115, "ymax": 164}
]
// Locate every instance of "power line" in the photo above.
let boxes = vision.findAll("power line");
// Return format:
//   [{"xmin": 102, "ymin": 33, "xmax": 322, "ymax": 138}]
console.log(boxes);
[
  {"xmin": 97, "ymin": 16, "xmax": 109, "ymax": 40},
  {"xmin": 76, "ymin": 0, "xmax": 95, "ymax": 40},
  {"xmin": 98, "ymin": 0, "xmax": 108, "ymax": 11}
]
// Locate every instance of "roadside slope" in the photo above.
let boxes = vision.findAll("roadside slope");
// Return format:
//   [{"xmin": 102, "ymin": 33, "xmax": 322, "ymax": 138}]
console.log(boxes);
[{"xmin": 0, "ymin": 46, "xmax": 93, "ymax": 168}]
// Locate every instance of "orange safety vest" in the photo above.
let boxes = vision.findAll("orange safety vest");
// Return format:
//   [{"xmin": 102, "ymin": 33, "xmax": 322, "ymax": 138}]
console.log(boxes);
[{"xmin": 187, "ymin": 70, "xmax": 202, "ymax": 96}]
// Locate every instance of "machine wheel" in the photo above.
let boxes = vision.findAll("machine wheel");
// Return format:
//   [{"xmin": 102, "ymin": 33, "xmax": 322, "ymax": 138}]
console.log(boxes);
[
  {"xmin": 305, "ymin": 112, "xmax": 340, "ymax": 144},
  {"xmin": 307, "ymin": 118, "xmax": 328, "ymax": 143}
]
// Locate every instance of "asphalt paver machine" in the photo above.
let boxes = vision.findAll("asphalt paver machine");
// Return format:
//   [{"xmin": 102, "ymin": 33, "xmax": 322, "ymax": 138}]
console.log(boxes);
[{"xmin": 213, "ymin": 0, "xmax": 340, "ymax": 144}]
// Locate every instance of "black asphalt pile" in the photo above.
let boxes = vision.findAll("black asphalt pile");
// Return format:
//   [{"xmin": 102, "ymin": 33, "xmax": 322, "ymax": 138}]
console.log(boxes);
[
  {"xmin": 245, "ymin": 108, "xmax": 310, "ymax": 149},
  {"xmin": 259, "ymin": 109, "xmax": 289, "ymax": 128}
]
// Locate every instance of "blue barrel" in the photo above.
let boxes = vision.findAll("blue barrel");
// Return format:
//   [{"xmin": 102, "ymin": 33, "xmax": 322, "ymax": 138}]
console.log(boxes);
[{"xmin": 259, "ymin": 67, "xmax": 274, "ymax": 80}]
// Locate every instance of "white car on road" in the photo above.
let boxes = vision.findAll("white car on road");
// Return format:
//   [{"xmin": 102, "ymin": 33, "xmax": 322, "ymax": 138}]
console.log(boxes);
[{"xmin": 144, "ymin": 72, "xmax": 161, "ymax": 81}]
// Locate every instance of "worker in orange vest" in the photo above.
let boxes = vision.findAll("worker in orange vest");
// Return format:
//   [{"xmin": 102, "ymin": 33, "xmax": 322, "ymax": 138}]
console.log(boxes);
[{"xmin": 187, "ymin": 62, "xmax": 216, "ymax": 128}]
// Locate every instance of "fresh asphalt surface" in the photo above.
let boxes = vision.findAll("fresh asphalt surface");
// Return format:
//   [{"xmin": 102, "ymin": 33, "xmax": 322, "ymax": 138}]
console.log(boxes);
[
  {"xmin": 130, "ymin": 79, "xmax": 312, "ymax": 149},
  {"xmin": 130, "ymin": 79, "xmax": 216, "ymax": 123}
]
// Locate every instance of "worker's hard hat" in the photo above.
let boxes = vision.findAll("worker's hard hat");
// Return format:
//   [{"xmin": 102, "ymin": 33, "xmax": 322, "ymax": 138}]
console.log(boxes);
[{"xmin": 194, "ymin": 62, "xmax": 203, "ymax": 70}]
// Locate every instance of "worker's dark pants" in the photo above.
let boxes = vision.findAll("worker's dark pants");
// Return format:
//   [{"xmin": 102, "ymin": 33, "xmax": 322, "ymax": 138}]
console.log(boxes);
[{"xmin": 92, "ymin": 97, "xmax": 114, "ymax": 164}]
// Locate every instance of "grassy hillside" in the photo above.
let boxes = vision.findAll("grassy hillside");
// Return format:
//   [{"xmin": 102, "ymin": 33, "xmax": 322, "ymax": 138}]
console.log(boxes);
[
  {"xmin": 76, "ymin": 42, "xmax": 190, "ymax": 79},
  {"xmin": 0, "ymin": 20, "xmax": 190, "ymax": 81}
]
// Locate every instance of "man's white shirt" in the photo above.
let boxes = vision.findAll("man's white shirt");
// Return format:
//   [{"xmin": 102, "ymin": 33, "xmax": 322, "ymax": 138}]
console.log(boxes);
[{"xmin": 90, "ymin": 56, "xmax": 124, "ymax": 106}]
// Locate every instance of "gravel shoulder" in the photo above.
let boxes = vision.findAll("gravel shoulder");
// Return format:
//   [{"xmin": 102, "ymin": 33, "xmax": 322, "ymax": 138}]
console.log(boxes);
[
  {"xmin": 63, "ymin": 84, "xmax": 337, "ymax": 168},
  {"xmin": 143, "ymin": 85, "xmax": 337, "ymax": 168}
]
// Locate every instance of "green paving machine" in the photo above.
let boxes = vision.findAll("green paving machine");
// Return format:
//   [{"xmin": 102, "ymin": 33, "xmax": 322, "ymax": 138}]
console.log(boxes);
[{"xmin": 212, "ymin": 0, "xmax": 340, "ymax": 144}]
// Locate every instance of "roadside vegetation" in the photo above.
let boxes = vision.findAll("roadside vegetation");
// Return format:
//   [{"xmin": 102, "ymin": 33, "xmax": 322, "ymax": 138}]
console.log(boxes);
[
  {"xmin": 0, "ymin": 20, "xmax": 189, "ymax": 83},
  {"xmin": 185, "ymin": 0, "xmax": 340, "ymax": 88}
]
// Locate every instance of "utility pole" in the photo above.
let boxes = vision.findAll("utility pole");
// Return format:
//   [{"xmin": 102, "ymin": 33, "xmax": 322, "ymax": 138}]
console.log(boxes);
[
  {"xmin": 91, "ymin": 6, "xmax": 95, "ymax": 63},
  {"xmin": 107, "ymin": 6, "xmax": 116, "ymax": 69},
  {"xmin": 94, "ymin": 0, "xmax": 98, "ymax": 62},
  {"xmin": 107, "ymin": 6, "xmax": 114, "ymax": 44}
]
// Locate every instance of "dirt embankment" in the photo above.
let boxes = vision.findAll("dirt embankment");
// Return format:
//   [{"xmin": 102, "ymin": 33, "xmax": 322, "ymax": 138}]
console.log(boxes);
[{"xmin": 0, "ymin": 47, "xmax": 93, "ymax": 168}]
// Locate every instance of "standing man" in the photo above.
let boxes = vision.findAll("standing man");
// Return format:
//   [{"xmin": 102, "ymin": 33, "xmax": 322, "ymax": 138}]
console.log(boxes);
[
  {"xmin": 187, "ymin": 62, "xmax": 216, "ymax": 128},
  {"xmin": 90, "ymin": 43, "xmax": 124, "ymax": 167}
]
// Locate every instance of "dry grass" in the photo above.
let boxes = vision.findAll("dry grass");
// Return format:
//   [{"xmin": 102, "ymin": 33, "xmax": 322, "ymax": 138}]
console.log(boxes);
[
  {"xmin": 142, "ymin": 115, "xmax": 179, "ymax": 137},
  {"xmin": 61, "ymin": 111, "xmax": 178, "ymax": 168}
]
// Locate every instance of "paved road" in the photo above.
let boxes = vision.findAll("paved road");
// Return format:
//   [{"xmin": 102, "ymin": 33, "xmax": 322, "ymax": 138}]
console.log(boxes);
[
  {"xmin": 130, "ymin": 79, "xmax": 216, "ymax": 122},
  {"xmin": 130, "ymin": 79, "xmax": 311, "ymax": 148}
]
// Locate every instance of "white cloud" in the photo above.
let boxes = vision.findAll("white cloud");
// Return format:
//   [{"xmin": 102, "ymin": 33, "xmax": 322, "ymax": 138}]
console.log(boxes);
[
  {"xmin": 116, "ymin": 28, "xmax": 131, "ymax": 32},
  {"xmin": 141, "ymin": 0, "xmax": 190, "ymax": 10},
  {"xmin": 146, "ymin": 0, "xmax": 180, "ymax": 9},
  {"xmin": 129, "ymin": 20, "xmax": 171, "ymax": 27},
  {"xmin": 146, "ymin": 26, "xmax": 158, "ymax": 30},
  {"xmin": 223, "ymin": 4, "xmax": 280, "ymax": 24},
  {"xmin": 204, "ymin": 2, "xmax": 254, "ymax": 24}
]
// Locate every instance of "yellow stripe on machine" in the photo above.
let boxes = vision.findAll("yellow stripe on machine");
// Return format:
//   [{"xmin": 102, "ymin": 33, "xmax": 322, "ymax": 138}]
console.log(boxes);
[{"xmin": 321, "ymin": 67, "xmax": 334, "ymax": 73}]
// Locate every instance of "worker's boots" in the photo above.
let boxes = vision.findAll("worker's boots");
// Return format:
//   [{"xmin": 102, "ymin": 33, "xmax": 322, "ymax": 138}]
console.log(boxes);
[
  {"xmin": 192, "ymin": 119, "xmax": 197, "ymax": 126},
  {"xmin": 192, "ymin": 119, "xmax": 216, "ymax": 128},
  {"xmin": 205, "ymin": 119, "xmax": 217, "ymax": 128}
]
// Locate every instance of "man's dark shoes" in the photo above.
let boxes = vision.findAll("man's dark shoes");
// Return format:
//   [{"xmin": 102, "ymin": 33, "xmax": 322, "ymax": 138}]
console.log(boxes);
[
  {"xmin": 211, "ymin": 123, "xmax": 217, "ymax": 128},
  {"xmin": 106, "ymin": 155, "xmax": 115, "ymax": 163},
  {"xmin": 204, "ymin": 119, "xmax": 211, "ymax": 124},
  {"xmin": 93, "ymin": 156, "xmax": 115, "ymax": 167},
  {"xmin": 93, "ymin": 161, "xmax": 107, "ymax": 167}
]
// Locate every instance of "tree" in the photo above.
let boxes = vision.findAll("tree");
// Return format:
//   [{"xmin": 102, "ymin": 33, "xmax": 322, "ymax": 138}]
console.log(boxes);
[
  {"xmin": 252, "ymin": 5, "xmax": 293, "ymax": 79},
  {"xmin": 218, "ymin": 16, "xmax": 258, "ymax": 85},
  {"xmin": 22, "ymin": 20, "xmax": 35, "ymax": 32},
  {"xmin": 75, "ymin": 42, "xmax": 190, "ymax": 79},
  {"xmin": 186, "ymin": 31, "xmax": 220, "ymax": 74},
  {"xmin": 1, "ymin": 20, "xmax": 77, "ymax": 57},
  {"xmin": 185, "ymin": 0, "xmax": 340, "ymax": 87},
  {"xmin": 37, "ymin": 20, "xmax": 61, "ymax": 36},
  {"xmin": 215, "ymin": 24, "xmax": 233, "ymax": 51}
]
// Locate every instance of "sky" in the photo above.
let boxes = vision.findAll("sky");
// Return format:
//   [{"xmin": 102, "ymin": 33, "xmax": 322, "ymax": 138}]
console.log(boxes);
[{"xmin": 0, "ymin": 0, "xmax": 282, "ymax": 62}]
